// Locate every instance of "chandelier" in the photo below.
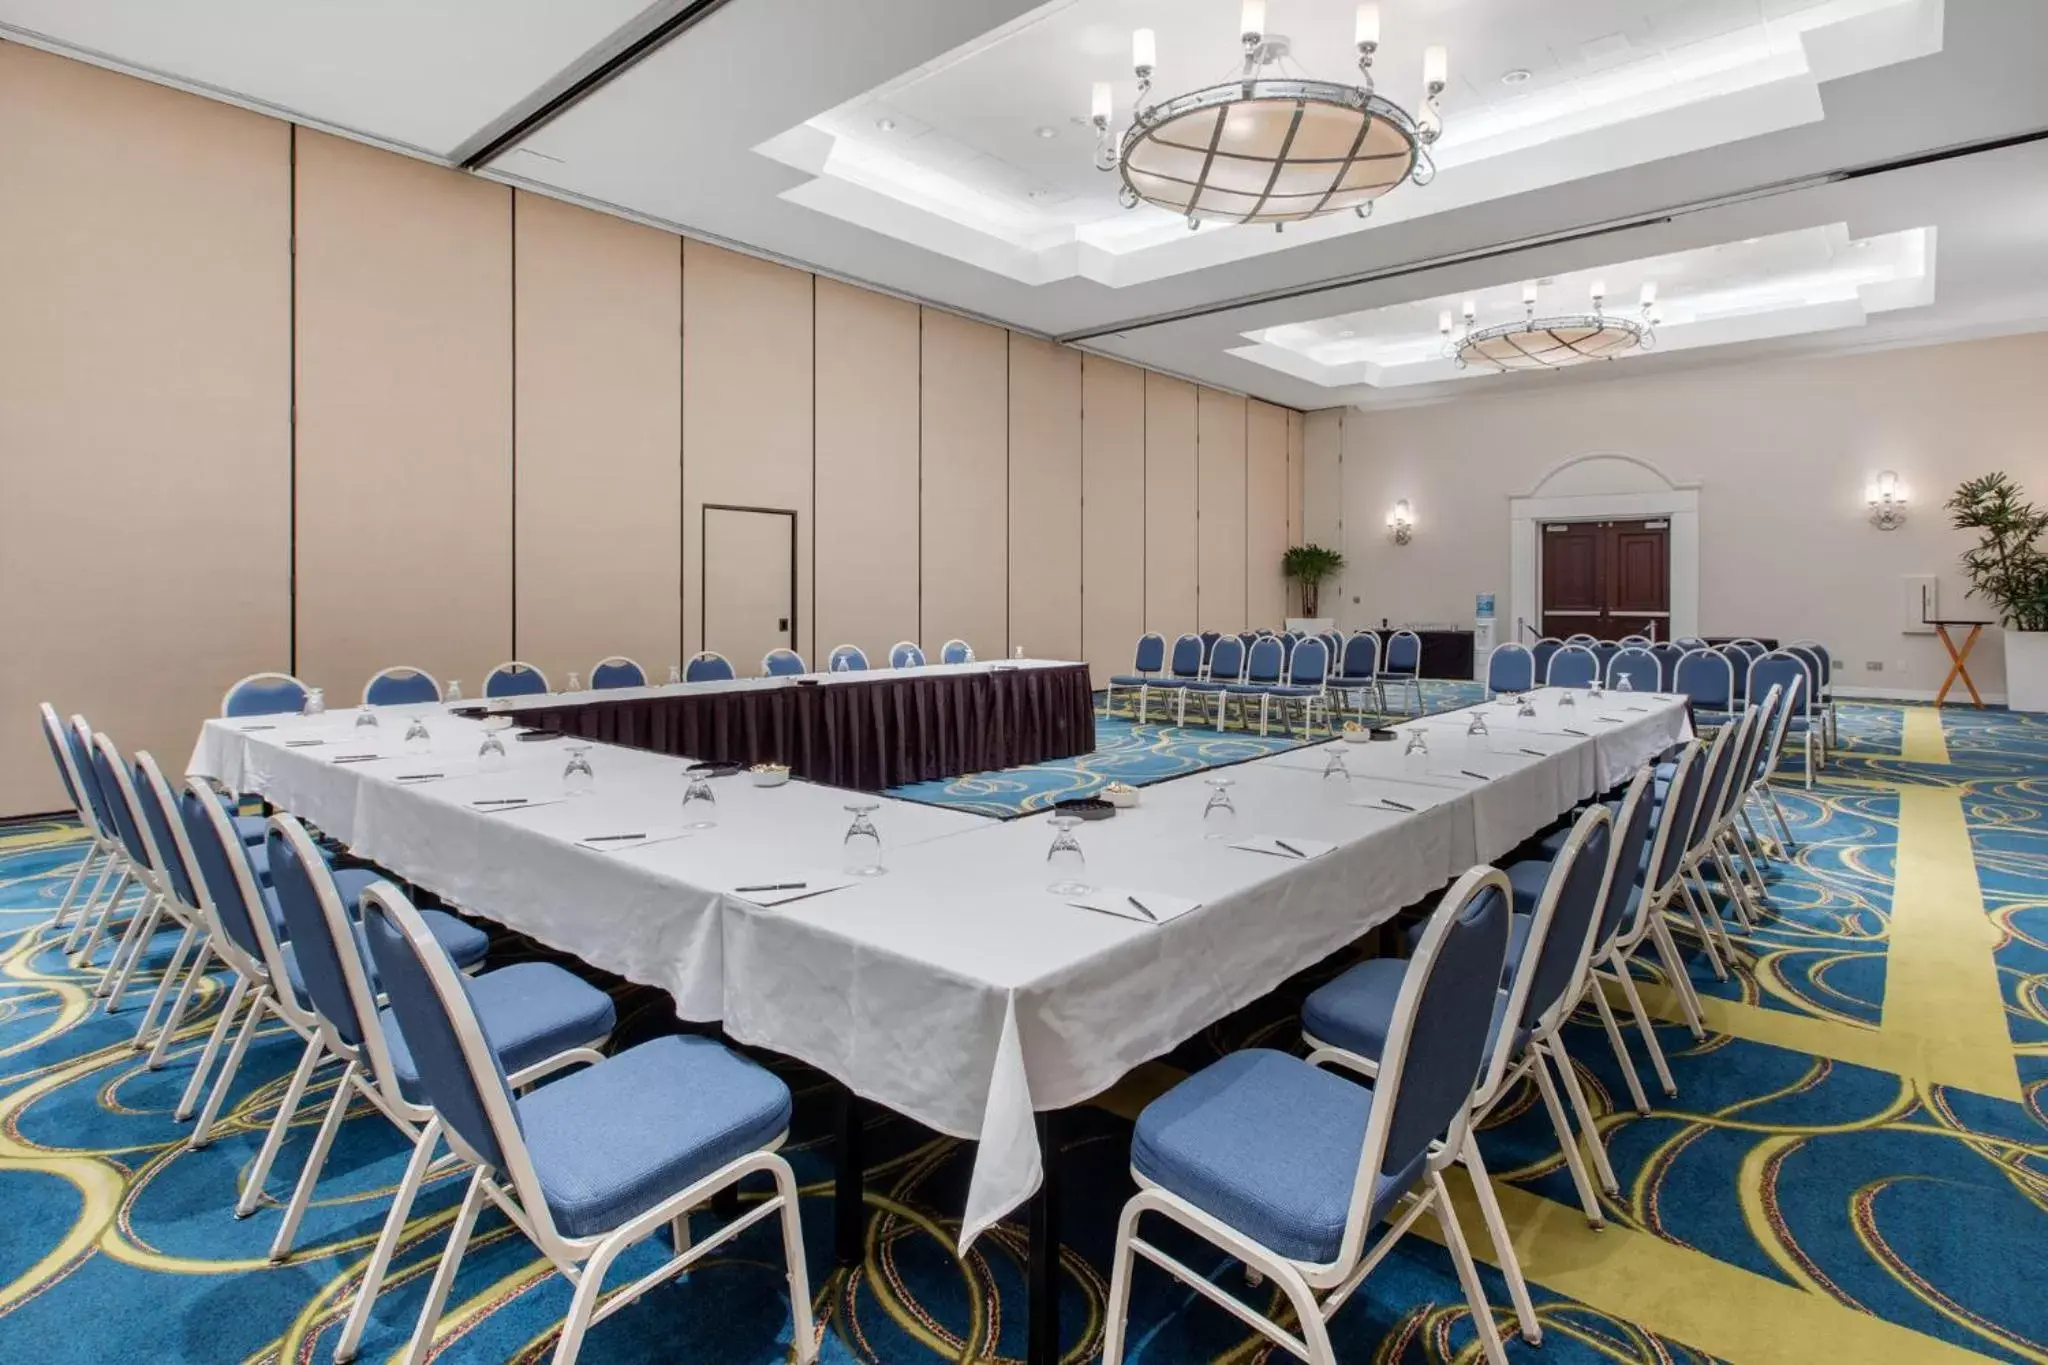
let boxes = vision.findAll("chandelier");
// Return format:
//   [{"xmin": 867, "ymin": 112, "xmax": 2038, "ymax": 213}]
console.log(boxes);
[
  {"xmin": 1445, "ymin": 280, "xmax": 1662, "ymax": 371},
  {"xmin": 1090, "ymin": 3, "xmax": 1446, "ymax": 231}
]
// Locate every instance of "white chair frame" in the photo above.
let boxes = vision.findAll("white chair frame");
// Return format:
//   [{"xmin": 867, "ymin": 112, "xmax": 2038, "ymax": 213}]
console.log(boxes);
[
  {"xmin": 760, "ymin": 647, "xmax": 807, "ymax": 677},
  {"xmin": 684, "ymin": 649, "xmax": 734, "ymax": 682},
  {"xmin": 589, "ymin": 656, "xmax": 647, "ymax": 689},
  {"xmin": 1102, "ymin": 867, "xmax": 1517, "ymax": 1365},
  {"xmin": 888, "ymin": 640, "xmax": 927, "ymax": 668},
  {"xmin": 220, "ymin": 671, "xmax": 309, "ymax": 717},
  {"xmin": 484, "ymin": 660, "xmax": 552, "ymax": 696},
  {"xmin": 361, "ymin": 666, "xmax": 442, "ymax": 706},
  {"xmin": 1380, "ymin": 629, "xmax": 1424, "ymax": 715},
  {"xmin": 1103, "ymin": 634, "xmax": 1165, "ymax": 718},
  {"xmin": 940, "ymin": 637, "xmax": 974, "ymax": 664},
  {"xmin": 826, "ymin": 643, "xmax": 868, "ymax": 672},
  {"xmin": 37, "ymin": 703, "xmax": 123, "ymax": 942}
]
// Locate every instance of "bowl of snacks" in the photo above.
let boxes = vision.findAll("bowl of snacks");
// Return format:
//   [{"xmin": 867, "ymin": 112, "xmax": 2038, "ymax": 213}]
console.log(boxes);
[
  {"xmin": 1340, "ymin": 721, "xmax": 1374, "ymax": 745},
  {"xmin": 1102, "ymin": 781, "xmax": 1141, "ymax": 809},
  {"xmin": 749, "ymin": 763, "xmax": 791, "ymax": 788}
]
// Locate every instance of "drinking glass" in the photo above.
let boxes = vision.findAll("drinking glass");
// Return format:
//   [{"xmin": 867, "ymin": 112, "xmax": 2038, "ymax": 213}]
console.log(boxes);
[
  {"xmin": 681, "ymin": 771, "xmax": 718, "ymax": 829},
  {"xmin": 1201, "ymin": 776, "xmax": 1238, "ymax": 840},
  {"xmin": 1404, "ymin": 728, "xmax": 1430, "ymax": 758},
  {"xmin": 1466, "ymin": 711, "xmax": 1490, "ymax": 737},
  {"xmin": 668, "ymin": 664, "xmax": 684, "ymax": 685},
  {"xmin": 1616, "ymin": 672, "xmax": 1635, "ymax": 693},
  {"xmin": 1321, "ymin": 747, "xmax": 1350, "ymax": 782},
  {"xmin": 1558, "ymin": 689, "xmax": 1577, "ymax": 709},
  {"xmin": 1013, "ymin": 646, "xmax": 1024, "ymax": 660},
  {"xmin": 302, "ymin": 687, "xmax": 326, "ymax": 717},
  {"xmin": 1517, "ymin": 695, "xmax": 1539, "ymax": 718},
  {"xmin": 1587, "ymin": 677, "xmax": 1604, "ymax": 699},
  {"xmin": 833, "ymin": 654, "xmax": 850, "ymax": 674},
  {"xmin": 1045, "ymin": 815, "xmax": 1092, "ymax": 895},
  {"xmin": 445, "ymin": 679, "xmax": 463, "ymax": 702},
  {"xmin": 477, "ymin": 724, "xmax": 508, "ymax": 770},
  {"xmin": 843, "ymin": 803, "xmax": 884, "ymax": 876},
  {"xmin": 565, "ymin": 672, "xmax": 583, "ymax": 693},
  {"xmin": 402, "ymin": 717, "xmax": 432, "ymax": 755},
  {"xmin": 355, "ymin": 706, "xmax": 380, "ymax": 731},
  {"xmin": 562, "ymin": 744, "xmax": 595, "ymax": 797}
]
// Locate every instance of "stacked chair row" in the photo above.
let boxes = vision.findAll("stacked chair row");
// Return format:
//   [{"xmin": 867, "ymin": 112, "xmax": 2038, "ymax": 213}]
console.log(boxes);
[
  {"xmin": 1097, "ymin": 674, "xmax": 1810, "ymax": 1362},
  {"xmin": 222, "ymin": 637, "xmax": 983, "ymax": 715},
  {"xmin": 1106, "ymin": 629, "xmax": 1425, "ymax": 733},
  {"xmin": 32, "ymin": 702, "xmax": 816, "ymax": 1365}
]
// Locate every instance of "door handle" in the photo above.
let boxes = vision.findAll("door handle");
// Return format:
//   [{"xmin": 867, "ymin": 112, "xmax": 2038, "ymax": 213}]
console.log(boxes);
[{"xmin": 777, "ymin": 617, "xmax": 790, "ymax": 632}]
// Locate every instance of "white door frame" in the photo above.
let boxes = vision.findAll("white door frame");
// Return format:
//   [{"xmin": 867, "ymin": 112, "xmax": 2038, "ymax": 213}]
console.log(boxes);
[{"xmin": 1509, "ymin": 454, "xmax": 1699, "ymax": 643}]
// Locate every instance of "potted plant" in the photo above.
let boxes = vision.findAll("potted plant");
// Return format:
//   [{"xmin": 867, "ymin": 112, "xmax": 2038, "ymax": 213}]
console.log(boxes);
[
  {"xmin": 1281, "ymin": 544, "xmax": 1346, "ymax": 620},
  {"xmin": 1947, "ymin": 472, "xmax": 2048, "ymax": 710}
]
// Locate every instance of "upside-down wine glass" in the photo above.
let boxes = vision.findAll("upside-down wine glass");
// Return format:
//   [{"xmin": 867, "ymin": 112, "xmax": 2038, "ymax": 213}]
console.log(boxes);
[
  {"xmin": 1201, "ymin": 776, "xmax": 1238, "ymax": 840},
  {"xmin": 843, "ymin": 803, "xmax": 884, "ymax": 875},
  {"xmin": 681, "ymin": 771, "xmax": 718, "ymax": 829},
  {"xmin": 562, "ymin": 744, "xmax": 595, "ymax": 797},
  {"xmin": 1045, "ymin": 815, "xmax": 1092, "ymax": 895}
]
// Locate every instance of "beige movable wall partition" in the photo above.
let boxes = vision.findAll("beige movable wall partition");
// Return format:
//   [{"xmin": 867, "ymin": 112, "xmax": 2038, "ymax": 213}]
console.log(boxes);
[
  {"xmin": 0, "ymin": 40, "xmax": 1303, "ymax": 818},
  {"xmin": 0, "ymin": 44, "xmax": 290, "ymax": 815}
]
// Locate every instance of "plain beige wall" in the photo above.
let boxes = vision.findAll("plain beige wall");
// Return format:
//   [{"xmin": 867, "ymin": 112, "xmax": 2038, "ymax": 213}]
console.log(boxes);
[
  {"xmin": 0, "ymin": 43, "xmax": 290, "ymax": 816},
  {"xmin": 1247, "ymin": 402, "xmax": 1292, "ymax": 630},
  {"xmin": 513, "ymin": 190, "xmax": 683, "ymax": 687},
  {"xmin": 1310, "ymin": 335, "xmax": 2048, "ymax": 697},
  {"xmin": 1197, "ymin": 389, "xmax": 1249, "ymax": 633},
  {"xmin": 0, "ymin": 43, "xmax": 1299, "ymax": 817}
]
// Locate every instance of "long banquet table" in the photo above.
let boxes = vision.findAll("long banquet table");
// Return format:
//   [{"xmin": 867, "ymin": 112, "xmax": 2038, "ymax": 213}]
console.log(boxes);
[
  {"xmin": 190, "ymin": 681, "xmax": 1689, "ymax": 1365},
  {"xmin": 467, "ymin": 658, "xmax": 1096, "ymax": 790}
]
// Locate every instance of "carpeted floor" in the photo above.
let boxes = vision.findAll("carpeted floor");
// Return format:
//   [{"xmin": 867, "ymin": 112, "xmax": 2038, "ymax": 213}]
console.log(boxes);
[{"xmin": 1, "ymin": 699, "xmax": 2042, "ymax": 1362}]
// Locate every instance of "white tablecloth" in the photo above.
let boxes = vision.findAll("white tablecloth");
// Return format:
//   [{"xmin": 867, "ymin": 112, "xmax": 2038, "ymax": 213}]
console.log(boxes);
[{"xmin": 191, "ymin": 686, "xmax": 1688, "ymax": 1250}]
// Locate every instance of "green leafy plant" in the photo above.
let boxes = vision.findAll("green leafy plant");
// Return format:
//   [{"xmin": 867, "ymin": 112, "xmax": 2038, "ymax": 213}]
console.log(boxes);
[
  {"xmin": 1948, "ymin": 472, "xmax": 2048, "ymax": 632},
  {"xmin": 1281, "ymin": 544, "xmax": 1346, "ymax": 618}
]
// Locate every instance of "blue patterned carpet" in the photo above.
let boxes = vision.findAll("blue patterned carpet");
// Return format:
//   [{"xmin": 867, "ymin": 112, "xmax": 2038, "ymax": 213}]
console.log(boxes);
[{"xmin": 1, "ymin": 698, "xmax": 2043, "ymax": 1362}]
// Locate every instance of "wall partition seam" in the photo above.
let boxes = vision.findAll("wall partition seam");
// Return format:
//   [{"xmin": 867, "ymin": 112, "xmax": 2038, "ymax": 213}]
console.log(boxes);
[
  {"xmin": 288, "ymin": 123, "xmax": 298, "ymax": 675},
  {"xmin": 509, "ymin": 188, "xmax": 518, "ymax": 660}
]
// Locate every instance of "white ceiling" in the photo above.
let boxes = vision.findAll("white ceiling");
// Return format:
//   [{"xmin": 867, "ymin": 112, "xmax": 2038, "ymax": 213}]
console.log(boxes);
[{"xmin": 5, "ymin": 0, "xmax": 2048, "ymax": 410}]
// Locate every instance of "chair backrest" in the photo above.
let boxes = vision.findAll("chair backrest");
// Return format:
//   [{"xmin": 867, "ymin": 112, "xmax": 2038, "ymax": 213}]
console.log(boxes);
[
  {"xmin": 827, "ymin": 644, "xmax": 868, "ymax": 672},
  {"xmin": 1506, "ymin": 804, "xmax": 1613, "ymax": 1039},
  {"xmin": 1640, "ymin": 741, "xmax": 1706, "ymax": 903},
  {"xmin": 590, "ymin": 656, "xmax": 647, "ymax": 689},
  {"xmin": 685, "ymin": 651, "xmax": 735, "ymax": 682},
  {"xmin": 1545, "ymin": 643, "xmax": 1600, "ymax": 688},
  {"xmin": 1486, "ymin": 643, "xmax": 1535, "ymax": 695},
  {"xmin": 264, "ymin": 817, "xmax": 377, "ymax": 1055},
  {"xmin": 1617, "ymin": 634, "xmax": 1651, "ymax": 647},
  {"xmin": 1607, "ymin": 646, "xmax": 1661, "ymax": 692},
  {"xmin": 360, "ymin": 886, "xmax": 549, "ymax": 1234},
  {"xmin": 1131, "ymin": 633, "xmax": 1166, "ymax": 674},
  {"xmin": 363, "ymin": 666, "xmax": 442, "ymax": 706},
  {"xmin": 941, "ymin": 639, "xmax": 974, "ymax": 664},
  {"xmin": 130, "ymin": 752, "xmax": 201, "ymax": 912},
  {"xmin": 1165, "ymin": 633, "xmax": 1204, "ymax": 680},
  {"xmin": 484, "ymin": 662, "xmax": 551, "ymax": 698},
  {"xmin": 1235, "ymin": 631, "xmax": 1259, "ymax": 652},
  {"xmin": 95, "ymin": 738, "xmax": 178, "ymax": 900},
  {"xmin": 37, "ymin": 702, "xmax": 85, "ymax": 814},
  {"xmin": 1590, "ymin": 765, "xmax": 1657, "ymax": 957},
  {"xmin": 889, "ymin": 641, "xmax": 926, "ymax": 669},
  {"xmin": 1753, "ymin": 675, "xmax": 1799, "ymax": 782},
  {"xmin": 1199, "ymin": 632, "xmax": 1222, "ymax": 663},
  {"xmin": 64, "ymin": 716, "xmax": 121, "ymax": 845},
  {"xmin": 1531, "ymin": 638, "xmax": 1562, "ymax": 678},
  {"xmin": 1718, "ymin": 697, "xmax": 1772, "ymax": 825},
  {"xmin": 1674, "ymin": 637, "xmax": 1707, "ymax": 651},
  {"xmin": 1682, "ymin": 716, "xmax": 1745, "ymax": 857},
  {"xmin": 762, "ymin": 648, "xmax": 808, "ymax": 677},
  {"xmin": 1336, "ymin": 866, "xmax": 1512, "ymax": 1271},
  {"xmin": 1748, "ymin": 652, "xmax": 1812, "ymax": 719},
  {"xmin": 1242, "ymin": 635, "xmax": 1285, "ymax": 685},
  {"xmin": 1789, "ymin": 639, "xmax": 1832, "ymax": 688},
  {"xmin": 1207, "ymin": 634, "xmax": 1247, "ymax": 683},
  {"xmin": 1287, "ymin": 636, "xmax": 1330, "ymax": 686},
  {"xmin": 1673, "ymin": 648, "xmax": 1733, "ymax": 708},
  {"xmin": 222, "ymin": 672, "xmax": 309, "ymax": 718},
  {"xmin": 1385, "ymin": 630, "xmax": 1421, "ymax": 672},
  {"xmin": 1648, "ymin": 642, "xmax": 1684, "ymax": 690},
  {"xmin": 1318, "ymin": 632, "xmax": 1344, "ymax": 665},
  {"xmin": 87, "ymin": 731, "xmax": 153, "ymax": 869},
  {"xmin": 1563, "ymin": 633, "xmax": 1598, "ymax": 645},
  {"xmin": 178, "ymin": 777, "xmax": 288, "ymax": 982},
  {"xmin": 1340, "ymin": 631, "xmax": 1380, "ymax": 680}
]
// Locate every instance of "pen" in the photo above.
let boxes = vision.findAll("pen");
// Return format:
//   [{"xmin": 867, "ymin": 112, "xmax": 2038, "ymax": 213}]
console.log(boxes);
[
  {"xmin": 1461, "ymin": 769, "xmax": 1491, "ymax": 781},
  {"xmin": 735, "ymin": 881, "xmax": 806, "ymax": 893},
  {"xmin": 1378, "ymin": 798, "xmax": 1415, "ymax": 812},
  {"xmin": 1275, "ymin": 839, "xmax": 1306, "ymax": 858},
  {"xmin": 584, "ymin": 832, "xmax": 646, "ymax": 843},
  {"xmin": 473, "ymin": 797, "xmax": 528, "ymax": 807},
  {"xmin": 1562, "ymin": 727, "xmax": 1590, "ymax": 736},
  {"xmin": 1125, "ymin": 895, "xmax": 1158, "ymax": 922},
  {"xmin": 396, "ymin": 772, "xmax": 443, "ymax": 781}
]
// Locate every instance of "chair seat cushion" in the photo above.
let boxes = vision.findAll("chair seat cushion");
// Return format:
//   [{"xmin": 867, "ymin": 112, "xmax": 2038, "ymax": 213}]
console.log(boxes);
[
  {"xmin": 382, "ymin": 962, "xmax": 615, "ymax": 1104},
  {"xmin": 1502, "ymin": 859, "xmax": 1552, "ymax": 916},
  {"xmin": 1329, "ymin": 674, "xmax": 1379, "ymax": 688},
  {"xmin": 418, "ymin": 907, "xmax": 489, "ymax": 970},
  {"xmin": 1304, "ymin": 961, "xmax": 1517, "ymax": 1067},
  {"xmin": 1130, "ymin": 1049, "xmax": 1423, "ymax": 1264},
  {"xmin": 1265, "ymin": 685, "xmax": 1323, "ymax": 698},
  {"xmin": 231, "ymin": 814, "xmax": 268, "ymax": 846},
  {"xmin": 1223, "ymin": 681, "xmax": 1284, "ymax": 694},
  {"xmin": 519, "ymin": 1034, "xmax": 792, "ymax": 1239},
  {"xmin": 1108, "ymin": 675, "xmax": 1158, "ymax": 688}
]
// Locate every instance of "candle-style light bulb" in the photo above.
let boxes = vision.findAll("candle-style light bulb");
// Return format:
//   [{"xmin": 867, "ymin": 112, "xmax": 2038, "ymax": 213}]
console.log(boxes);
[
  {"xmin": 1639, "ymin": 281, "xmax": 1658, "ymax": 308},
  {"xmin": 1461, "ymin": 297, "xmax": 1477, "ymax": 322},
  {"xmin": 1132, "ymin": 28, "xmax": 1156, "ymax": 72},
  {"xmin": 1590, "ymin": 278, "xmax": 1607, "ymax": 306},
  {"xmin": 1438, "ymin": 309, "xmax": 1454, "ymax": 335},
  {"xmin": 1091, "ymin": 81, "xmax": 1113, "ymax": 124},
  {"xmin": 1355, "ymin": 3, "xmax": 1381, "ymax": 46},
  {"xmin": 1241, "ymin": 0, "xmax": 1267, "ymax": 40},
  {"xmin": 1522, "ymin": 281, "xmax": 1539, "ymax": 307},
  {"xmin": 1423, "ymin": 45, "xmax": 1449, "ymax": 90}
]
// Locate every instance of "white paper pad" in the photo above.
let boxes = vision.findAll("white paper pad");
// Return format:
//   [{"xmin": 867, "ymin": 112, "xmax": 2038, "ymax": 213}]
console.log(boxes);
[
  {"xmin": 1066, "ymin": 888, "xmax": 1202, "ymax": 925},
  {"xmin": 1230, "ymin": 835, "xmax": 1338, "ymax": 860},
  {"xmin": 574, "ymin": 829, "xmax": 694, "ymax": 854},
  {"xmin": 468, "ymin": 795, "xmax": 569, "ymax": 814},
  {"xmin": 724, "ymin": 875, "xmax": 856, "ymax": 906},
  {"xmin": 387, "ymin": 761, "xmax": 479, "ymax": 785}
]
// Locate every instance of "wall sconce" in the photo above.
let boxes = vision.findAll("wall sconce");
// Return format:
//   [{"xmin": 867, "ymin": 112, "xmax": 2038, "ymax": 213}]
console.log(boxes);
[
  {"xmin": 1866, "ymin": 470, "xmax": 1907, "ymax": 530},
  {"xmin": 1388, "ymin": 499, "xmax": 1414, "ymax": 545}
]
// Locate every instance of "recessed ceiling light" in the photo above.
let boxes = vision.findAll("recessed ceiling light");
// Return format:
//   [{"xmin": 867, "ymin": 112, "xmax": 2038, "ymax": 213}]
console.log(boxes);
[
  {"xmin": 875, "ymin": 117, "xmax": 897, "ymax": 132},
  {"xmin": 1501, "ymin": 68, "xmax": 1532, "ymax": 85},
  {"xmin": 1036, "ymin": 125, "xmax": 1058, "ymax": 139},
  {"xmin": 1339, "ymin": 328, "xmax": 1356, "ymax": 337}
]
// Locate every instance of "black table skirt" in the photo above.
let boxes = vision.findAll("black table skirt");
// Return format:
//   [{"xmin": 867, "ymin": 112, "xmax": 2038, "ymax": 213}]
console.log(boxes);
[
  {"xmin": 509, "ymin": 664, "xmax": 1097, "ymax": 791},
  {"xmin": 1373, "ymin": 629, "xmax": 1475, "ymax": 680}
]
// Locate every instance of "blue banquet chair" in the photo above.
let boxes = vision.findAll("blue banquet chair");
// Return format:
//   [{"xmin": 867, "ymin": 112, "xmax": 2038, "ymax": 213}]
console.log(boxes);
[
  {"xmin": 1105, "ymin": 633, "xmax": 1165, "ymax": 716},
  {"xmin": 36, "ymin": 703, "xmax": 122, "ymax": 941},
  {"xmin": 1485, "ymin": 642, "xmax": 1535, "ymax": 696},
  {"xmin": 363, "ymin": 666, "xmax": 442, "ymax": 706},
  {"xmin": 1268, "ymin": 635, "xmax": 1332, "ymax": 736},
  {"xmin": 77, "ymin": 730, "xmax": 175, "ymax": 1005},
  {"xmin": 1222, "ymin": 634, "xmax": 1287, "ymax": 734},
  {"xmin": 940, "ymin": 638, "xmax": 974, "ymax": 664},
  {"xmin": 1530, "ymin": 636, "xmax": 1563, "ymax": 682},
  {"xmin": 762, "ymin": 647, "xmax": 808, "ymax": 677},
  {"xmin": 889, "ymin": 640, "xmax": 926, "ymax": 668},
  {"xmin": 1544, "ymin": 642, "xmax": 1600, "ymax": 688},
  {"xmin": 1673, "ymin": 648, "xmax": 1737, "ymax": 725},
  {"xmin": 1748, "ymin": 652, "xmax": 1819, "ymax": 786},
  {"xmin": 362, "ymin": 883, "xmax": 817, "ymax": 1365},
  {"xmin": 1563, "ymin": 632, "xmax": 1599, "ymax": 646},
  {"xmin": 222, "ymin": 672, "xmax": 310, "ymax": 717},
  {"xmin": 827, "ymin": 643, "xmax": 869, "ymax": 672},
  {"xmin": 1606, "ymin": 645, "xmax": 1661, "ymax": 693},
  {"xmin": 1647, "ymin": 641, "xmax": 1684, "ymax": 690},
  {"xmin": 1180, "ymin": 634, "xmax": 1246, "ymax": 728},
  {"xmin": 484, "ymin": 661, "xmax": 551, "ymax": 698},
  {"xmin": 1144, "ymin": 633, "xmax": 1207, "ymax": 725},
  {"xmin": 684, "ymin": 650, "xmax": 735, "ymax": 682},
  {"xmin": 1330, "ymin": 631, "xmax": 1383, "ymax": 714},
  {"xmin": 589, "ymin": 656, "xmax": 647, "ymax": 690},
  {"xmin": 1790, "ymin": 637, "xmax": 1837, "ymax": 744},
  {"xmin": 1101, "ymin": 866, "xmax": 1516, "ymax": 1365},
  {"xmin": 1381, "ymin": 629, "xmax": 1423, "ymax": 714},
  {"xmin": 57, "ymin": 714, "xmax": 144, "ymax": 961}
]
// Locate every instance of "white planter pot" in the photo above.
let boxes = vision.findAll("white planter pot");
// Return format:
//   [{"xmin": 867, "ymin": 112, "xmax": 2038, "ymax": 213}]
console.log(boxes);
[{"xmin": 2005, "ymin": 629, "xmax": 2048, "ymax": 711}]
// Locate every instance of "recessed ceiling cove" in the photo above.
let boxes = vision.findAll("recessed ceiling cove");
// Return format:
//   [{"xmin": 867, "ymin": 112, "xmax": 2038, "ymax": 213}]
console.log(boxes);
[{"xmin": 755, "ymin": 0, "xmax": 1940, "ymax": 289}]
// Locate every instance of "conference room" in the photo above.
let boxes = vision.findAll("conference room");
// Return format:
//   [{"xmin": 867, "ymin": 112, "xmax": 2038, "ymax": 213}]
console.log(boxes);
[{"xmin": 5, "ymin": 2, "xmax": 2045, "ymax": 1363}]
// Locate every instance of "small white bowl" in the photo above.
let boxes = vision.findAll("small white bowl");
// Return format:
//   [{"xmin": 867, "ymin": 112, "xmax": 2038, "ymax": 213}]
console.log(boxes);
[
  {"xmin": 1340, "ymin": 729, "xmax": 1374, "ymax": 745},
  {"xmin": 750, "ymin": 767, "xmax": 791, "ymax": 788},
  {"xmin": 1102, "ymin": 786, "xmax": 1141, "ymax": 809}
]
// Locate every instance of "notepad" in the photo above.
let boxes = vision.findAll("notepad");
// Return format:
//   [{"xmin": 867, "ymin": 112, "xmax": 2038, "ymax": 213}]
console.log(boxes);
[
  {"xmin": 1230, "ymin": 835, "xmax": 1338, "ymax": 860},
  {"xmin": 574, "ymin": 829, "xmax": 693, "ymax": 854},
  {"xmin": 1066, "ymin": 888, "xmax": 1202, "ymax": 925},
  {"xmin": 724, "ymin": 875, "xmax": 855, "ymax": 907}
]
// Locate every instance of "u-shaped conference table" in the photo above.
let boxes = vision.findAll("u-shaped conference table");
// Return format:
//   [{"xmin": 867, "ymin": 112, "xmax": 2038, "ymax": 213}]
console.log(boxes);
[{"xmin": 190, "ymin": 661, "xmax": 1689, "ymax": 1364}]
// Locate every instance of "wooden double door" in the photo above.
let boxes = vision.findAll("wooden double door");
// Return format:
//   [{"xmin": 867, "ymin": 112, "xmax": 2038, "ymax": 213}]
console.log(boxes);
[{"xmin": 1540, "ymin": 518, "xmax": 1669, "ymax": 641}]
